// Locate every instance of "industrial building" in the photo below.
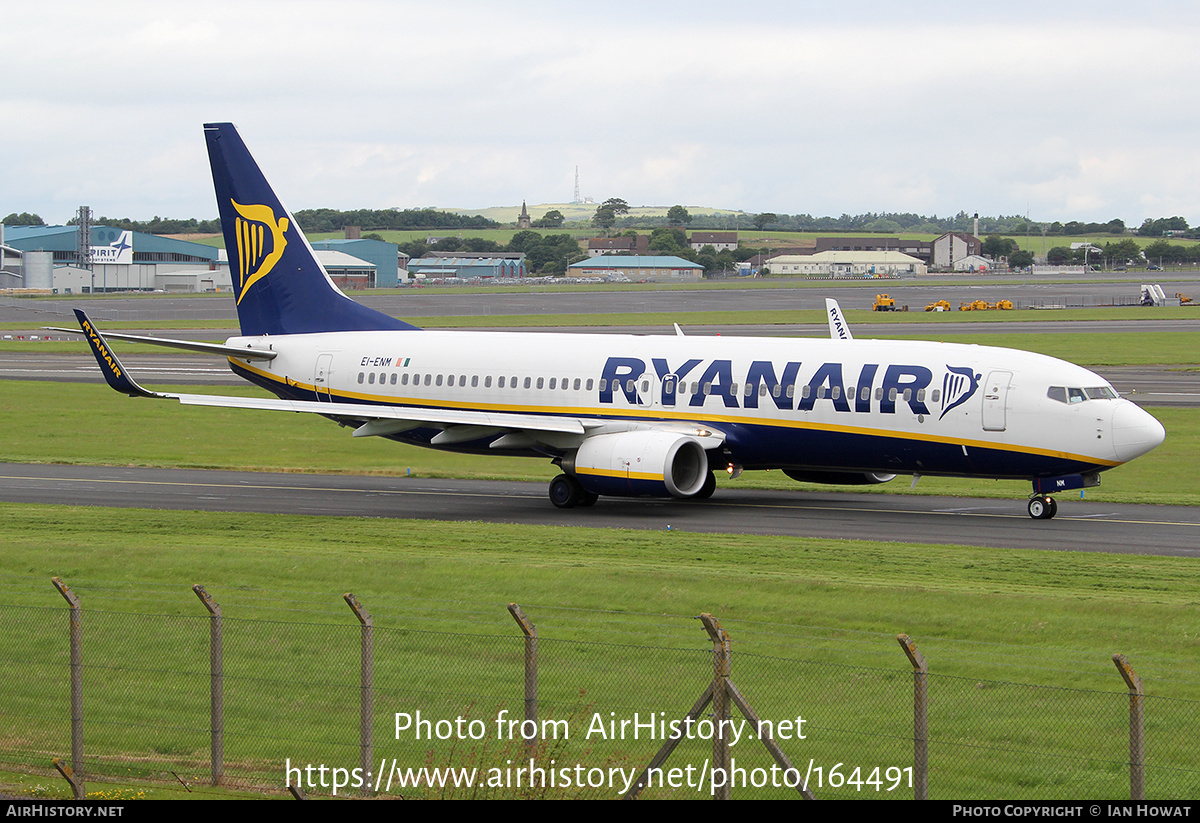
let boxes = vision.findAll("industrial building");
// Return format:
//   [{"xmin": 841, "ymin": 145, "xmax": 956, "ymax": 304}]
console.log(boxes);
[
  {"xmin": 1, "ymin": 224, "xmax": 398, "ymax": 293},
  {"xmin": 407, "ymin": 252, "xmax": 527, "ymax": 279},
  {"xmin": 2, "ymin": 225, "xmax": 221, "ymax": 293},
  {"xmin": 567, "ymin": 255, "xmax": 702, "ymax": 282},
  {"xmin": 766, "ymin": 250, "xmax": 927, "ymax": 277}
]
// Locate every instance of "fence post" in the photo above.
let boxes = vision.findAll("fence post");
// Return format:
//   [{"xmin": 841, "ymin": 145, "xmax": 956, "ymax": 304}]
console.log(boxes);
[
  {"xmin": 1113, "ymin": 654, "xmax": 1145, "ymax": 800},
  {"xmin": 507, "ymin": 604, "xmax": 538, "ymax": 754},
  {"xmin": 50, "ymin": 577, "xmax": 84, "ymax": 800},
  {"xmin": 344, "ymin": 593, "xmax": 374, "ymax": 797},
  {"xmin": 698, "ymin": 613, "xmax": 732, "ymax": 800},
  {"xmin": 192, "ymin": 585, "xmax": 223, "ymax": 786},
  {"xmin": 897, "ymin": 634, "xmax": 929, "ymax": 800}
]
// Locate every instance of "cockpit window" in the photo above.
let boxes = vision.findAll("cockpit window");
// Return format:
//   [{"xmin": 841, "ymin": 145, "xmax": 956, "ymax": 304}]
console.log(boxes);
[{"xmin": 1048, "ymin": 385, "xmax": 1115, "ymax": 404}]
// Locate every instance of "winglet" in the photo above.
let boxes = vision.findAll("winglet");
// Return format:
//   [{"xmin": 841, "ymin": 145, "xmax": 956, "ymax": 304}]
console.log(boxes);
[
  {"xmin": 825, "ymin": 298, "xmax": 853, "ymax": 340},
  {"xmin": 74, "ymin": 309, "xmax": 167, "ymax": 398}
]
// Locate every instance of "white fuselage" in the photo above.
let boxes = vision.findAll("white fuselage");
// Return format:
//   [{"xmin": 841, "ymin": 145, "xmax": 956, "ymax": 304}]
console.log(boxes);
[{"xmin": 223, "ymin": 329, "xmax": 1165, "ymax": 481}]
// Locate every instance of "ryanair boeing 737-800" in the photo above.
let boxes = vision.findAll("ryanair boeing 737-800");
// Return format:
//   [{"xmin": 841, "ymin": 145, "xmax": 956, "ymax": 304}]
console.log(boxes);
[{"xmin": 63, "ymin": 123, "xmax": 1166, "ymax": 519}]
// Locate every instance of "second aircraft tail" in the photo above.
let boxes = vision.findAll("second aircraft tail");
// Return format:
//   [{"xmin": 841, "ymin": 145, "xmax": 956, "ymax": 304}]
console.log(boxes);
[{"xmin": 204, "ymin": 122, "xmax": 417, "ymax": 337}]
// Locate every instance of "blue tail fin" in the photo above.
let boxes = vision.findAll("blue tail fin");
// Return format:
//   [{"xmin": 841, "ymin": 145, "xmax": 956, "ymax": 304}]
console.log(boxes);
[{"xmin": 203, "ymin": 122, "xmax": 418, "ymax": 336}]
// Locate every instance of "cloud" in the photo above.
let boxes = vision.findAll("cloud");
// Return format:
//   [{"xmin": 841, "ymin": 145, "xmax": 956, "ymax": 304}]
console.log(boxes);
[{"xmin": 4, "ymin": 1, "xmax": 1199, "ymax": 224}]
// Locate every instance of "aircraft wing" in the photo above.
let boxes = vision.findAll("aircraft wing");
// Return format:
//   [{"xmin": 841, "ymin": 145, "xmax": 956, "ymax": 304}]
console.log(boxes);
[{"xmin": 71, "ymin": 309, "xmax": 725, "ymax": 447}]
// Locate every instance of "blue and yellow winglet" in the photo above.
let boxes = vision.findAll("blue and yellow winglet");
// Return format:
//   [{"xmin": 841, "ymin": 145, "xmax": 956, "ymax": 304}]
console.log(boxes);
[{"xmin": 74, "ymin": 309, "xmax": 166, "ymax": 399}]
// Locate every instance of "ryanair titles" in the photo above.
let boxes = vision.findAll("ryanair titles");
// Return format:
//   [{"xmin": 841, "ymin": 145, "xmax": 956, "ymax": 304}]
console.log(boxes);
[
  {"xmin": 80, "ymin": 318, "xmax": 123, "ymax": 381},
  {"xmin": 599, "ymin": 356, "xmax": 981, "ymax": 418}
]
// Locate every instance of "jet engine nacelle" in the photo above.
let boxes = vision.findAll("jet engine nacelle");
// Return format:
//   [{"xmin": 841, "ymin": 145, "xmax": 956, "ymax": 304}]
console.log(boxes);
[
  {"xmin": 783, "ymin": 469, "xmax": 897, "ymax": 485},
  {"xmin": 565, "ymin": 431, "xmax": 709, "ymax": 498}
]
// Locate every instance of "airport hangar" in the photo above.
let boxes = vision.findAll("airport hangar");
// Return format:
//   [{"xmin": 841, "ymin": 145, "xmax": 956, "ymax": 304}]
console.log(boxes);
[{"xmin": 0, "ymin": 226, "xmax": 402, "ymax": 293}]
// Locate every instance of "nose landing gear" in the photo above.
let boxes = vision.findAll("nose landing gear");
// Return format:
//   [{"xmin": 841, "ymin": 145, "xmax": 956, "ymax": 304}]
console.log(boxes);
[{"xmin": 1027, "ymin": 495, "xmax": 1058, "ymax": 520}]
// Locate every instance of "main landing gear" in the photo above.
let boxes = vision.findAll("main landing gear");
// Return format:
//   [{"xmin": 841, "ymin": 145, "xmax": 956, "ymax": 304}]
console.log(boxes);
[
  {"xmin": 549, "ymin": 474, "xmax": 599, "ymax": 509},
  {"xmin": 1027, "ymin": 495, "xmax": 1058, "ymax": 520}
]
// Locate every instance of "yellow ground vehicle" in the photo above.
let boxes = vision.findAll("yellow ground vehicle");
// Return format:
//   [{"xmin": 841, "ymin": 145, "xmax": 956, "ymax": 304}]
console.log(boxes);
[
  {"xmin": 925, "ymin": 300, "xmax": 951, "ymax": 312},
  {"xmin": 873, "ymin": 294, "xmax": 897, "ymax": 311}
]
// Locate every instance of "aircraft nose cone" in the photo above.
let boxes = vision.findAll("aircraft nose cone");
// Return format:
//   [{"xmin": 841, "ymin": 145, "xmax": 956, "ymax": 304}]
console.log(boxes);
[{"xmin": 1111, "ymin": 402, "xmax": 1165, "ymax": 462}]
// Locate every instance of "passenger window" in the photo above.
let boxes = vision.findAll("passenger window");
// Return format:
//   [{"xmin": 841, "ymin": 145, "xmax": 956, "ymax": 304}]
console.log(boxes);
[
  {"xmin": 641, "ymin": 380, "xmax": 650, "ymax": 393},
  {"xmin": 801, "ymin": 385, "xmax": 811, "ymax": 399},
  {"xmin": 391, "ymin": 373, "xmax": 397, "ymax": 385},
  {"xmin": 498, "ymin": 376, "xmax": 506, "ymax": 388},
  {"xmin": 703, "ymin": 383, "xmax": 712, "ymax": 395},
  {"xmin": 860, "ymin": 386, "xmax": 870, "ymax": 401},
  {"xmin": 436, "ymin": 374, "xmax": 443, "ymax": 387},
  {"xmin": 549, "ymin": 378, "xmax": 556, "ymax": 390},
  {"xmin": 888, "ymin": 388, "xmax": 898, "ymax": 401},
  {"xmin": 424, "ymin": 374, "xmax": 432, "ymax": 386},
  {"xmin": 537, "ymin": 377, "xmax": 545, "ymax": 389},
  {"xmin": 357, "ymin": 372, "xmax": 364, "ymax": 384},
  {"xmin": 471, "ymin": 375, "xmax": 478, "ymax": 387},
  {"xmin": 401, "ymin": 373, "xmax": 409, "ymax": 385},
  {"xmin": 931, "ymin": 389, "xmax": 940, "ymax": 403},
  {"xmin": 876, "ymin": 387, "xmax": 884, "ymax": 400},
  {"xmin": 831, "ymin": 386, "xmax": 841, "ymax": 399},
  {"xmin": 598, "ymin": 378, "xmax": 607, "ymax": 392},
  {"xmin": 902, "ymin": 388, "xmax": 912, "ymax": 402},
  {"xmin": 586, "ymin": 379, "xmax": 594, "ymax": 391},
  {"xmin": 368, "ymin": 373, "xmax": 375, "ymax": 385},
  {"xmin": 573, "ymin": 378, "xmax": 581, "ymax": 390},
  {"xmin": 524, "ymin": 377, "xmax": 531, "ymax": 389},
  {"xmin": 785, "ymin": 385, "xmax": 794, "ymax": 398},
  {"xmin": 485, "ymin": 375, "xmax": 492, "ymax": 388}
]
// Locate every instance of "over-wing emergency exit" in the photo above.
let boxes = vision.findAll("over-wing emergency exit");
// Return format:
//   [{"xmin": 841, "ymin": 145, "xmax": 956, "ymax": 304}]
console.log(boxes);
[{"xmin": 63, "ymin": 123, "xmax": 1166, "ymax": 519}]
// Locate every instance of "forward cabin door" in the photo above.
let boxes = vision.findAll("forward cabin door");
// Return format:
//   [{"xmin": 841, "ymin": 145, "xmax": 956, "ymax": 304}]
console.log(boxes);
[{"xmin": 981, "ymin": 370, "xmax": 1012, "ymax": 431}]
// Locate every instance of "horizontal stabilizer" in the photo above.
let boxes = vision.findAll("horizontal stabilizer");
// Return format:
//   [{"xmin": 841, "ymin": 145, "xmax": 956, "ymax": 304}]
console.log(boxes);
[{"xmin": 46, "ymin": 325, "xmax": 277, "ymax": 359}]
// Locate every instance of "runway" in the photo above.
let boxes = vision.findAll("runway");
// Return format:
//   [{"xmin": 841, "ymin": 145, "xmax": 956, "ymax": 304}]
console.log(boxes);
[{"xmin": 0, "ymin": 463, "xmax": 1196, "ymax": 558}]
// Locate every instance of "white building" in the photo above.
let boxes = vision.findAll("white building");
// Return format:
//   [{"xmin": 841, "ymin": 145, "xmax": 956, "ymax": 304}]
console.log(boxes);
[{"xmin": 765, "ymin": 250, "xmax": 926, "ymax": 277}]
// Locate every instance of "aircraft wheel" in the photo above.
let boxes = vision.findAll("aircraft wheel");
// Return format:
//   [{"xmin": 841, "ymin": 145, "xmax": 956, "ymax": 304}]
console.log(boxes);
[
  {"xmin": 578, "ymin": 491, "xmax": 599, "ymax": 507},
  {"xmin": 549, "ymin": 474, "xmax": 582, "ymax": 509},
  {"xmin": 692, "ymin": 471, "xmax": 717, "ymax": 500},
  {"xmin": 1028, "ymin": 496, "xmax": 1055, "ymax": 520}
]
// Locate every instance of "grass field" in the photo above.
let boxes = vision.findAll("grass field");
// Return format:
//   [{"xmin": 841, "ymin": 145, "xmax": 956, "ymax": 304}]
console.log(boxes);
[{"xmin": 1, "ymin": 505, "xmax": 1198, "ymax": 799}]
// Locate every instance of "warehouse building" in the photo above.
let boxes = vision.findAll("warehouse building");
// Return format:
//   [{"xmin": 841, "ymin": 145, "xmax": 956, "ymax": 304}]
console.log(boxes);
[
  {"xmin": 3, "ymin": 225, "xmax": 222, "ymax": 293},
  {"xmin": 567, "ymin": 255, "xmax": 703, "ymax": 282}
]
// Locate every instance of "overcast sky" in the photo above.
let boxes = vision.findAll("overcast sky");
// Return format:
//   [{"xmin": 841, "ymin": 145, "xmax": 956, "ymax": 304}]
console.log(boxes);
[{"xmin": 4, "ymin": 0, "xmax": 1199, "ymax": 227}]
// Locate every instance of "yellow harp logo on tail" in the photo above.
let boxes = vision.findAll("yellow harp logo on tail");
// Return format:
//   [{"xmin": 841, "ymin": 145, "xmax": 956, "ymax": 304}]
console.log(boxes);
[{"xmin": 232, "ymin": 200, "xmax": 289, "ymax": 304}]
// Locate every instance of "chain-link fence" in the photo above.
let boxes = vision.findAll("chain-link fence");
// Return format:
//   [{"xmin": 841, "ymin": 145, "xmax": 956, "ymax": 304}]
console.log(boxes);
[{"xmin": 1, "ymin": 579, "xmax": 1197, "ymax": 800}]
